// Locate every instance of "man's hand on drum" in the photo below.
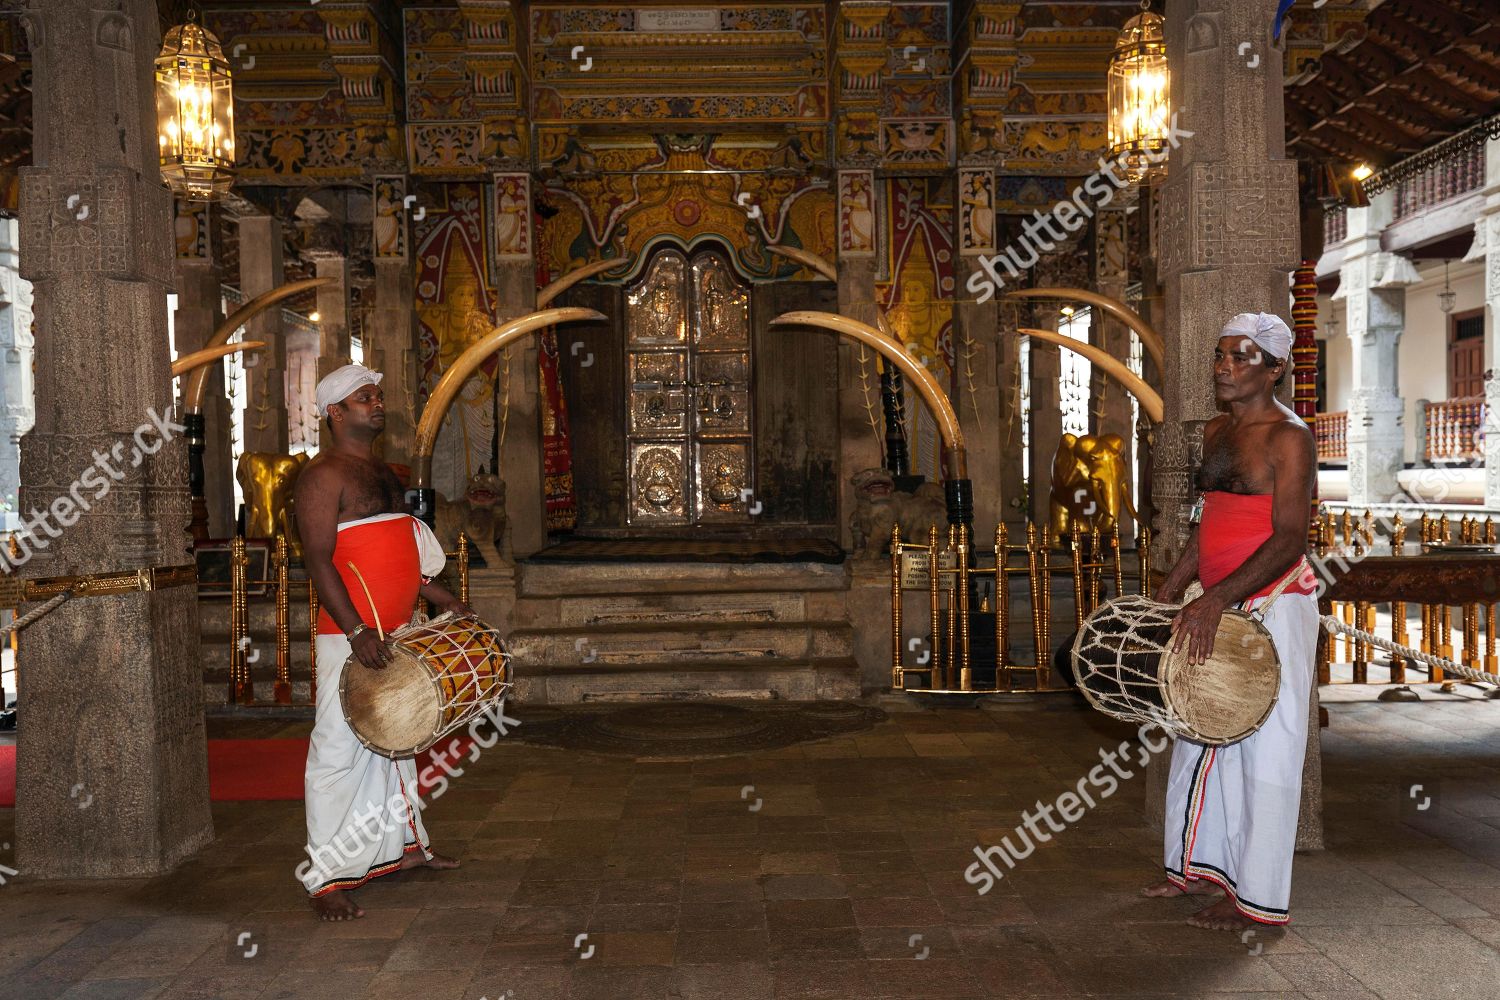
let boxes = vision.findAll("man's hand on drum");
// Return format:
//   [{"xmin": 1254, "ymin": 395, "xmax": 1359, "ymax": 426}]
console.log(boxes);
[
  {"xmin": 1171, "ymin": 591, "xmax": 1228, "ymax": 665},
  {"xmin": 351, "ymin": 628, "xmax": 394, "ymax": 670}
]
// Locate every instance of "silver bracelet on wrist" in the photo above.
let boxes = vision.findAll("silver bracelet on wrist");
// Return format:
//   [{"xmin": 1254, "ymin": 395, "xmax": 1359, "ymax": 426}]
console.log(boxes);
[{"xmin": 347, "ymin": 623, "xmax": 369, "ymax": 641}]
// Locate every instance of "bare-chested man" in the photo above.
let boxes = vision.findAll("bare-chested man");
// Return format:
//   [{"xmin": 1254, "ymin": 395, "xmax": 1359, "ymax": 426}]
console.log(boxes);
[
  {"xmin": 294, "ymin": 364, "xmax": 466, "ymax": 920},
  {"xmin": 1142, "ymin": 313, "xmax": 1320, "ymax": 931}
]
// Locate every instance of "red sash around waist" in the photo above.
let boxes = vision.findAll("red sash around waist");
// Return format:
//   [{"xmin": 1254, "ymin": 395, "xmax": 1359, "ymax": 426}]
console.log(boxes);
[
  {"xmin": 315, "ymin": 515, "xmax": 421, "ymax": 635},
  {"xmin": 1199, "ymin": 492, "xmax": 1317, "ymax": 601}
]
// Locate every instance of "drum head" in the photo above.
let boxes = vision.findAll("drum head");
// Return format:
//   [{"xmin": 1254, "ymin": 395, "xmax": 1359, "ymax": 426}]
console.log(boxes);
[
  {"xmin": 1161, "ymin": 610, "xmax": 1281, "ymax": 745},
  {"xmin": 339, "ymin": 646, "xmax": 442, "ymax": 758}
]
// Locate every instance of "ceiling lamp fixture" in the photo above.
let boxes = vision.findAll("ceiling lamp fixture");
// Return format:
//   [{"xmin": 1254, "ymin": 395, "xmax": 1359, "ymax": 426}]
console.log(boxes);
[
  {"xmin": 155, "ymin": 9, "xmax": 236, "ymax": 201},
  {"xmin": 1345, "ymin": 163, "xmax": 1373, "ymax": 208},
  {"xmin": 1107, "ymin": 1, "xmax": 1171, "ymax": 184},
  {"xmin": 1438, "ymin": 260, "xmax": 1456, "ymax": 314}
]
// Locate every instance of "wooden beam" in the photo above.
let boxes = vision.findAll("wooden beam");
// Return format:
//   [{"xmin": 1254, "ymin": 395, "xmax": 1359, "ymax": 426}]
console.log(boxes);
[{"xmin": 1388, "ymin": 64, "xmax": 1495, "ymax": 117}]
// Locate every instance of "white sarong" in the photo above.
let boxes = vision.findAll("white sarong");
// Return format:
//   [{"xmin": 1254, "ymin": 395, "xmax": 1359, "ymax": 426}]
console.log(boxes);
[
  {"xmin": 1162, "ymin": 591, "xmax": 1318, "ymax": 924},
  {"xmin": 297, "ymin": 513, "xmax": 447, "ymax": 897}
]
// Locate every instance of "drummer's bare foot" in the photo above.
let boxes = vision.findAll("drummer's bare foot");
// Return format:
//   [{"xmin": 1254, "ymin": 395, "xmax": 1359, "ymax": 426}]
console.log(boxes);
[
  {"xmin": 1143, "ymin": 878, "xmax": 1218, "ymax": 897},
  {"xmin": 310, "ymin": 890, "xmax": 364, "ymax": 921},
  {"xmin": 401, "ymin": 850, "xmax": 460, "ymax": 872},
  {"xmin": 1187, "ymin": 898, "xmax": 1256, "ymax": 931}
]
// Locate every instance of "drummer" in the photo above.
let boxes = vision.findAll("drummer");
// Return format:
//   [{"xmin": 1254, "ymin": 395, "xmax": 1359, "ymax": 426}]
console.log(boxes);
[
  {"xmin": 295, "ymin": 363, "xmax": 470, "ymax": 920},
  {"xmin": 1145, "ymin": 312, "xmax": 1320, "ymax": 932}
]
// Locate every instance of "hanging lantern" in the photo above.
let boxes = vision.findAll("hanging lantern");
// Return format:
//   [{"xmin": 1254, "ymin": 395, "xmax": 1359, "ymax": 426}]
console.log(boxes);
[
  {"xmin": 155, "ymin": 11, "xmax": 236, "ymax": 200},
  {"xmin": 1438, "ymin": 260, "xmax": 1456, "ymax": 315},
  {"xmin": 1107, "ymin": 3, "xmax": 1171, "ymax": 184}
]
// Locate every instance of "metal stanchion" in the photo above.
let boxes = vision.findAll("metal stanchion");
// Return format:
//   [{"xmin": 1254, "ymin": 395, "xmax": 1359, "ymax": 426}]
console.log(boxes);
[{"xmin": 891, "ymin": 524, "xmax": 903, "ymax": 690}]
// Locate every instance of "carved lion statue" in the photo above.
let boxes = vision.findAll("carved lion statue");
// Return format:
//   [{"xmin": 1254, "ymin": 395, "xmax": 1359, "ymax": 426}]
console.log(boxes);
[
  {"xmin": 849, "ymin": 468, "xmax": 949, "ymax": 560},
  {"xmin": 434, "ymin": 473, "xmax": 510, "ymax": 569}
]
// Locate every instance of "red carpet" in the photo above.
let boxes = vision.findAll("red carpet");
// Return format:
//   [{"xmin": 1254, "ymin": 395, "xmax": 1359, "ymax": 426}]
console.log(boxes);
[{"xmin": 0, "ymin": 735, "xmax": 480, "ymax": 807}]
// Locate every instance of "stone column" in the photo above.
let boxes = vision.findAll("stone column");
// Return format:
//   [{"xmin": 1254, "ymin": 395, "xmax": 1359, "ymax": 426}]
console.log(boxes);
[
  {"xmin": 15, "ymin": 0, "xmax": 211, "ymax": 877},
  {"xmin": 172, "ymin": 201, "xmax": 233, "ymax": 538},
  {"xmin": 488, "ymin": 173, "xmax": 544, "ymax": 559},
  {"xmin": 1148, "ymin": 0, "xmax": 1317, "ymax": 850},
  {"xmin": 1153, "ymin": 0, "xmax": 1301, "ymax": 561},
  {"xmin": 312, "ymin": 254, "xmax": 352, "ymax": 383},
  {"xmin": 1332, "ymin": 191, "xmax": 1417, "ymax": 503},
  {"xmin": 370, "ymin": 177, "xmax": 418, "ymax": 469},
  {"xmin": 955, "ymin": 168, "xmax": 1004, "ymax": 544},
  {"xmin": 0, "ymin": 217, "xmax": 35, "ymax": 514},
  {"xmin": 1092, "ymin": 205, "xmax": 1135, "ymax": 540},
  {"xmin": 238, "ymin": 214, "xmax": 288, "ymax": 455},
  {"xmin": 1027, "ymin": 327, "xmax": 1062, "ymax": 531},
  {"xmin": 836, "ymin": 169, "xmax": 886, "ymax": 550},
  {"xmin": 1461, "ymin": 135, "xmax": 1500, "ymax": 505}
]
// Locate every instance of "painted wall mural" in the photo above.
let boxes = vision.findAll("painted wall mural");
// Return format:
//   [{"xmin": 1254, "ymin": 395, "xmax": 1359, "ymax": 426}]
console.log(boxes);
[
  {"xmin": 879, "ymin": 177, "xmax": 955, "ymax": 479},
  {"xmin": 412, "ymin": 183, "xmax": 498, "ymax": 502}
]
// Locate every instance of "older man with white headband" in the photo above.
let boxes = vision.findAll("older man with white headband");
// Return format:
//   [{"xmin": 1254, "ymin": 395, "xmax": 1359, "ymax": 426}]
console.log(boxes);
[
  {"xmin": 293, "ymin": 363, "xmax": 469, "ymax": 920},
  {"xmin": 1144, "ymin": 312, "xmax": 1320, "ymax": 931}
]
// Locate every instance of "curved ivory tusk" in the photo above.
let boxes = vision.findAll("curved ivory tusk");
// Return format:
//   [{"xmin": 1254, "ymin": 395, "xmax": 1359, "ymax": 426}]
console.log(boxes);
[
  {"xmin": 1017, "ymin": 327, "xmax": 1163, "ymax": 423},
  {"xmin": 1004, "ymin": 288, "xmax": 1165, "ymax": 372},
  {"xmin": 186, "ymin": 276, "xmax": 335, "ymax": 413},
  {"xmin": 771, "ymin": 310, "xmax": 966, "ymax": 476},
  {"xmin": 171, "ymin": 341, "xmax": 267, "ymax": 378},
  {"xmin": 766, "ymin": 244, "xmax": 838, "ymax": 282},
  {"xmin": 537, "ymin": 256, "xmax": 632, "ymax": 309},
  {"xmin": 415, "ymin": 307, "xmax": 606, "ymax": 488}
]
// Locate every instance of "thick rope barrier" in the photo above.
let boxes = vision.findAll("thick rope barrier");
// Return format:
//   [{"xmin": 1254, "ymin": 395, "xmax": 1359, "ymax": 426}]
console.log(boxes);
[
  {"xmin": 0, "ymin": 591, "xmax": 72, "ymax": 640},
  {"xmin": 1320, "ymin": 615, "xmax": 1497, "ymax": 687}
]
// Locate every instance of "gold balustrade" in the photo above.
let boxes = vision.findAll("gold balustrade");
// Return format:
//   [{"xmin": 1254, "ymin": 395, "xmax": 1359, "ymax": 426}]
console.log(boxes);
[{"xmin": 890, "ymin": 520, "xmax": 1150, "ymax": 694}]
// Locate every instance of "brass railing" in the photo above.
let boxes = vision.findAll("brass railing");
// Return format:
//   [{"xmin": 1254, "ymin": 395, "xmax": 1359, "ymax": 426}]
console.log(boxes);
[
  {"xmin": 1423, "ymin": 397, "xmax": 1484, "ymax": 464},
  {"xmin": 1317, "ymin": 510, "xmax": 1498, "ymax": 685},
  {"xmin": 1315, "ymin": 411, "xmax": 1347, "ymax": 462},
  {"xmin": 1393, "ymin": 140, "xmax": 1485, "ymax": 220},
  {"xmin": 891, "ymin": 521, "xmax": 1151, "ymax": 694}
]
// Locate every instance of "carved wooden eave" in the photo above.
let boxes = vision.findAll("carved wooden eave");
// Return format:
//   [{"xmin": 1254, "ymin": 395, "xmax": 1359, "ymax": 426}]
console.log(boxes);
[
  {"xmin": 316, "ymin": 3, "xmax": 400, "ymax": 125},
  {"xmin": 1285, "ymin": 0, "xmax": 1500, "ymax": 168}
]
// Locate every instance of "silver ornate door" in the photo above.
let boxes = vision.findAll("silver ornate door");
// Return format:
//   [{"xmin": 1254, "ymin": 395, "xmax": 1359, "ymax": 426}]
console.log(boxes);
[{"xmin": 626, "ymin": 248, "xmax": 754, "ymax": 526}]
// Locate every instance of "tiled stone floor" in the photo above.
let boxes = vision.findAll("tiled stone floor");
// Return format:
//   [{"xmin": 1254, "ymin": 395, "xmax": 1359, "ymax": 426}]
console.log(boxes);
[{"xmin": 2, "ymin": 688, "xmax": 1499, "ymax": 999}]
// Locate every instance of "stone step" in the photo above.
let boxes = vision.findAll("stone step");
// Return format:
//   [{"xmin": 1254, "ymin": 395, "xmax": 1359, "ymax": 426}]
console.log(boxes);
[
  {"xmin": 518, "ymin": 560, "xmax": 850, "ymax": 598},
  {"xmin": 514, "ymin": 589, "xmax": 847, "ymax": 630},
  {"xmin": 506, "ymin": 620, "xmax": 854, "ymax": 668},
  {"xmin": 511, "ymin": 657, "xmax": 861, "ymax": 704},
  {"xmin": 202, "ymin": 679, "xmax": 313, "ymax": 707}
]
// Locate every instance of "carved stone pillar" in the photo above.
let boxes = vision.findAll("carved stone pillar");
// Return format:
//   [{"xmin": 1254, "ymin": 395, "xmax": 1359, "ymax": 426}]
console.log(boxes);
[
  {"xmin": 1027, "ymin": 327, "xmax": 1062, "ymax": 532},
  {"xmin": 172, "ymin": 200, "xmax": 233, "ymax": 538},
  {"xmin": 238, "ymin": 214, "xmax": 289, "ymax": 455},
  {"xmin": 1092, "ymin": 205, "xmax": 1135, "ymax": 541},
  {"xmin": 15, "ymin": 0, "xmax": 211, "ymax": 877},
  {"xmin": 0, "ymin": 217, "xmax": 35, "ymax": 514},
  {"xmin": 492, "ymin": 173, "xmax": 544, "ymax": 559},
  {"xmin": 956, "ymin": 168, "xmax": 1005, "ymax": 545},
  {"xmin": 1333, "ymin": 191, "xmax": 1416, "ymax": 504},
  {"xmin": 1153, "ymin": 0, "xmax": 1301, "ymax": 563},
  {"xmin": 1461, "ymin": 135, "xmax": 1500, "ymax": 506},
  {"xmin": 836, "ymin": 170, "xmax": 885, "ymax": 551},
  {"xmin": 369, "ymin": 176, "xmax": 418, "ymax": 468},
  {"xmin": 313, "ymin": 254, "xmax": 352, "ymax": 384}
]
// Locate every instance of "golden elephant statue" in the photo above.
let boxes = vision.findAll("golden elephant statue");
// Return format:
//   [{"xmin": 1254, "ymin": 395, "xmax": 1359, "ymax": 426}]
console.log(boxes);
[
  {"xmin": 236, "ymin": 452, "xmax": 309, "ymax": 558},
  {"xmin": 1048, "ymin": 432, "xmax": 1136, "ymax": 541}
]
